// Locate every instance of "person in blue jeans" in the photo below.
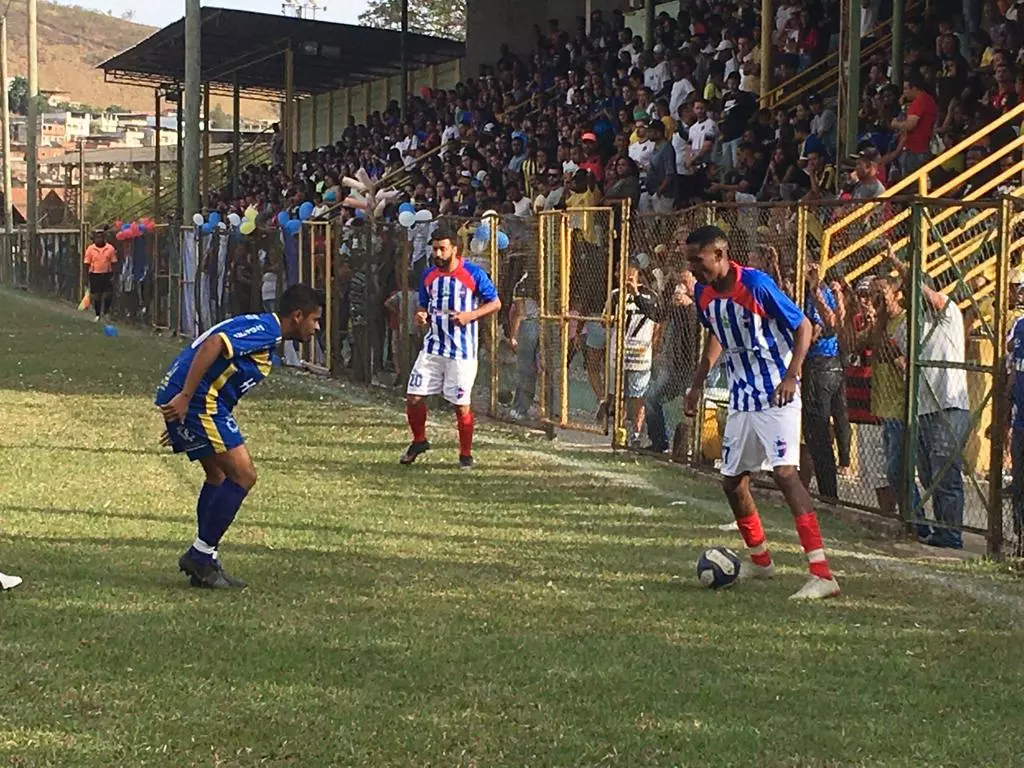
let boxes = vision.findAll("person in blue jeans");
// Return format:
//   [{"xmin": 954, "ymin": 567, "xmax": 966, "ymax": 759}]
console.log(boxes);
[
  {"xmin": 891, "ymin": 254, "xmax": 969, "ymax": 549},
  {"xmin": 508, "ymin": 271, "xmax": 540, "ymax": 421},
  {"xmin": 1006, "ymin": 315, "xmax": 1024, "ymax": 556},
  {"xmin": 642, "ymin": 272, "xmax": 700, "ymax": 453}
]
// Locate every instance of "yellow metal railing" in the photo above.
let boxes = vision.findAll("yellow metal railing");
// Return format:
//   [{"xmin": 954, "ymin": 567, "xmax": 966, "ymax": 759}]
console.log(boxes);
[
  {"xmin": 821, "ymin": 100, "xmax": 1024, "ymax": 280},
  {"xmin": 760, "ymin": 3, "xmax": 920, "ymax": 110}
]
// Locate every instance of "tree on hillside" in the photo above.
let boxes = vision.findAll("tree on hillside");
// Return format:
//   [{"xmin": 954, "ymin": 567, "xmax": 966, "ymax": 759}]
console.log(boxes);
[
  {"xmin": 209, "ymin": 104, "xmax": 229, "ymax": 130},
  {"xmin": 8, "ymin": 77, "xmax": 27, "ymax": 115},
  {"xmin": 86, "ymin": 179, "xmax": 147, "ymax": 227},
  {"xmin": 357, "ymin": 0, "xmax": 466, "ymax": 41}
]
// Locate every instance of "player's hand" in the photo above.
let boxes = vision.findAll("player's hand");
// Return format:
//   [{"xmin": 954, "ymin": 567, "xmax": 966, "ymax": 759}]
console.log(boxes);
[
  {"xmin": 414, "ymin": 309, "xmax": 429, "ymax": 327},
  {"xmin": 683, "ymin": 387, "xmax": 702, "ymax": 418},
  {"xmin": 158, "ymin": 393, "xmax": 189, "ymax": 423},
  {"xmin": 452, "ymin": 311, "xmax": 474, "ymax": 327},
  {"xmin": 509, "ymin": 336, "xmax": 518, "ymax": 351},
  {"xmin": 772, "ymin": 375, "xmax": 798, "ymax": 407},
  {"xmin": 158, "ymin": 429, "xmax": 172, "ymax": 448}
]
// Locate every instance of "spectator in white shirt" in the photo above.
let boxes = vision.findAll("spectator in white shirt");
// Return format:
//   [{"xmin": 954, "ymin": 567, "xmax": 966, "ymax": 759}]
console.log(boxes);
[
  {"xmin": 508, "ymin": 184, "xmax": 533, "ymax": 217},
  {"xmin": 393, "ymin": 123, "xmax": 419, "ymax": 158},
  {"xmin": 628, "ymin": 119, "xmax": 656, "ymax": 181},
  {"xmin": 669, "ymin": 60, "xmax": 698, "ymax": 119},
  {"xmin": 644, "ymin": 45, "xmax": 671, "ymax": 94}
]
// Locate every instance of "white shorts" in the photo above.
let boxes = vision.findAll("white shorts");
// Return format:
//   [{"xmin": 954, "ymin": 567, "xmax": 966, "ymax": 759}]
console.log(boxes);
[
  {"xmin": 407, "ymin": 351, "xmax": 478, "ymax": 406},
  {"xmin": 720, "ymin": 400, "xmax": 802, "ymax": 477}
]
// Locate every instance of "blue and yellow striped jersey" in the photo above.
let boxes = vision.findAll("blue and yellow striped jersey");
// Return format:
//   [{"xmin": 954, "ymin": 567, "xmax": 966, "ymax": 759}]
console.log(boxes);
[{"xmin": 156, "ymin": 313, "xmax": 282, "ymax": 415}]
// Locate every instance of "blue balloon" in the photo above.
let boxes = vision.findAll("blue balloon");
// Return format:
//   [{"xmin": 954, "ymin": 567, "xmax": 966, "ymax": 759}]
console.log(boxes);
[
  {"xmin": 298, "ymin": 201, "xmax": 315, "ymax": 221},
  {"xmin": 277, "ymin": 211, "xmax": 290, "ymax": 228},
  {"xmin": 355, "ymin": 209, "xmax": 366, "ymax": 219},
  {"xmin": 201, "ymin": 222, "xmax": 214, "ymax": 235},
  {"xmin": 497, "ymin": 231, "xmax": 510, "ymax": 250},
  {"xmin": 398, "ymin": 202, "xmax": 416, "ymax": 214},
  {"xmin": 103, "ymin": 324, "xmax": 118, "ymax": 337},
  {"xmin": 138, "ymin": 222, "xmax": 148, "ymax": 234},
  {"xmin": 121, "ymin": 223, "xmax": 131, "ymax": 231},
  {"xmin": 324, "ymin": 189, "xmax": 337, "ymax": 203},
  {"xmin": 208, "ymin": 211, "xmax": 221, "ymax": 226},
  {"xmin": 474, "ymin": 224, "xmax": 490, "ymax": 242},
  {"xmin": 285, "ymin": 219, "xmax": 302, "ymax": 236}
]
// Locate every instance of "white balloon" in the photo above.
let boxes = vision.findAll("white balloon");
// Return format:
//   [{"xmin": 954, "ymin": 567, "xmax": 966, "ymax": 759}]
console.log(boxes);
[
  {"xmin": 470, "ymin": 237, "xmax": 487, "ymax": 254},
  {"xmin": 227, "ymin": 213, "xmax": 242, "ymax": 227},
  {"xmin": 398, "ymin": 210, "xmax": 417, "ymax": 228},
  {"xmin": 192, "ymin": 213, "xmax": 204, "ymax": 226},
  {"xmin": 218, "ymin": 222, "xmax": 228, "ymax": 231},
  {"xmin": 415, "ymin": 209, "xmax": 433, "ymax": 223}
]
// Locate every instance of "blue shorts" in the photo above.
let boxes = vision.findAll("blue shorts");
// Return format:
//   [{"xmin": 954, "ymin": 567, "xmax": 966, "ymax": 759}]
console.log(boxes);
[{"xmin": 156, "ymin": 389, "xmax": 245, "ymax": 461}]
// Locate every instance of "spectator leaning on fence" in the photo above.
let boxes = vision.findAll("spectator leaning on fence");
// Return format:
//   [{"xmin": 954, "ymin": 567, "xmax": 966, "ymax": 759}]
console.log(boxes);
[{"xmin": 889, "ymin": 248, "xmax": 969, "ymax": 550}]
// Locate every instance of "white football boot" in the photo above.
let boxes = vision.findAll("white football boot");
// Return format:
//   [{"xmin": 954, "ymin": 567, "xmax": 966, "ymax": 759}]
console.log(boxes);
[{"xmin": 789, "ymin": 575, "xmax": 841, "ymax": 600}]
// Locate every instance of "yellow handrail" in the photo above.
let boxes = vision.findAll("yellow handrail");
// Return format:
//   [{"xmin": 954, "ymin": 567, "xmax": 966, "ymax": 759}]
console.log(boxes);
[
  {"xmin": 760, "ymin": 1, "xmax": 920, "ymax": 108},
  {"xmin": 821, "ymin": 99, "xmax": 1024, "ymax": 270}
]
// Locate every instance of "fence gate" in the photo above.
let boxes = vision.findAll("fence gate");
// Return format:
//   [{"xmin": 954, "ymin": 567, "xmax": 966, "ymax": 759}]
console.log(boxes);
[
  {"xmin": 903, "ymin": 198, "xmax": 1017, "ymax": 555},
  {"xmin": 536, "ymin": 203, "xmax": 628, "ymax": 442},
  {"xmin": 299, "ymin": 220, "xmax": 333, "ymax": 374}
]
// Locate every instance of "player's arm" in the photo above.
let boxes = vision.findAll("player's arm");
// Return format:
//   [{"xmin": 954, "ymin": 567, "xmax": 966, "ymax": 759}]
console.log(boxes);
[
  {"xmin": 683, "ymin": 331, "xmax": 722, "ymax": 417},
  {"xmin": 158, "ymin": 335, "xmax": 226, "ymax": 422},
  {"xmin": 454, "ymin": 269, "xmax": 502, "ymax": 327},
  {"xmin": 887, "ymin": 245, "xmax": 947, "ymax": 312}
]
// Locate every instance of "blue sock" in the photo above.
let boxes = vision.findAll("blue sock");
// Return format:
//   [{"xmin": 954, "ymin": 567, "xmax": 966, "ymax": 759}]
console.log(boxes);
[
  {"xmin": 205, "ymin": 478, "xmax": 248, "ymax": 548},
  {"xmin": 187, "ymin": 483, "xmax": 222, "ymax": 564}
]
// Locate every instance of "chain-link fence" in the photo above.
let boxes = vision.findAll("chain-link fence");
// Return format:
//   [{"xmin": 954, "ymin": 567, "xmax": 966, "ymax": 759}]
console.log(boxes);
[{"xmin": 7, "ymin": 196, "xmax": 1022, "ymax": 555}]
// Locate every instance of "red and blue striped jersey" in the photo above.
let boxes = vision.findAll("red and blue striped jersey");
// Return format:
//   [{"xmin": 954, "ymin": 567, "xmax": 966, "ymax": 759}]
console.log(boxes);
[
  {"xmin": 694, "ymin": 263, "xmax": 805, "ymax": 412},
  {"xmin": 156, "ymin": 313, "xmax": 281, "ymax": 415},
  {"xmin": 419, "ymin": 259, "xmax": 499, "ymax": 360}
]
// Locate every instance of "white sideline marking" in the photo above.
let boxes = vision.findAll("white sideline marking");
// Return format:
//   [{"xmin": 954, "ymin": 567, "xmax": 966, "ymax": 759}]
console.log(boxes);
[{"xmin": 286, "ymin": 371, "xmax": 1024, "ymax": 620}]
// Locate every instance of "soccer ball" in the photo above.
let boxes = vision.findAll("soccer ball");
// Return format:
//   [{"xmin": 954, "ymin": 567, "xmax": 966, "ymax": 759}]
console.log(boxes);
[{"xmin": 696, "ymin": 546, "xmax": 741, "ymax": 589}]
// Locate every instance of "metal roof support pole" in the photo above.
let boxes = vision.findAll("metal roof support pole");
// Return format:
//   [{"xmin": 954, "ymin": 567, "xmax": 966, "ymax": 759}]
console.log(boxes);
[
  {"xmin": 154, "ymin": 89, "xmax": 162, "ymax": 220},
  {"xmin": 759, "ymin": 0, "xmax": 772, "ymax": 98},
  {"xmin": 232, "ymin": 74, "xmax": 240, "ymax": 199},
  {"xmin": 400, "ymin": 0, "xmax": 408, "ymax": 121},
  {"xmin": 284, "ymin": 46, "xmax": 294, "ymax": 171},
  {"xmin": 176, "ymin": 96, "xmax": 183, "ymax": 222},
  {"xmin": 183, "ymin": 0, "xmax": 201, "ymax": 219},
  {"xmin": 202, "ymin": 82, "xmax": 211, "ymax": 205}
]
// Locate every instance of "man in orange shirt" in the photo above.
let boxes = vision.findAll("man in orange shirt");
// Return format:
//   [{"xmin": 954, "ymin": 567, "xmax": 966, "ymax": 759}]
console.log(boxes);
[{"xmin": 83, "ymin": 230, "xmax": 117, "ymax": 321}]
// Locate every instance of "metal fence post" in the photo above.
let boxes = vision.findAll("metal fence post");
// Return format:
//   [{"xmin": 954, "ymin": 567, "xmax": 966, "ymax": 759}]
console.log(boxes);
[
  {"xmin": 537, "ymin": 212, "xmax": 549, "ymax": 428},
  {"xmin": 612, "ymin": 198, "xmax": 631, "ymax": 449},
  {"xmin": 903, "ymin": 201, "xmax": 924, "ymax": 529},
  {"xmin": 989, "ymin": 197, "xmax": 1012, "ymax": 556}
]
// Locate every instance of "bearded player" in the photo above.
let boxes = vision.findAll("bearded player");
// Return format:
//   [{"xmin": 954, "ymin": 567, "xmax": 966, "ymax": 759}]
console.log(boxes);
[
  {"xmin": 682, "ymin": 226, "xmax": 840, "ymax": 600},
  {"xmin": 156, "ymin": 283, "xmax": 322, "ymax": 589},
  {"xmin": 401, "ymin": 225, "xmax": 501, "ymax": 469}
]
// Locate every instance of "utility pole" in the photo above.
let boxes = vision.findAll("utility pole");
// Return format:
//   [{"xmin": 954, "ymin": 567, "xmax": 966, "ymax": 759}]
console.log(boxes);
[
  {"xmin": 1, "ymin": 16, "xmax": 13, "ymax": 241},
  {"xmin": 182, "ymin": 0, "xmax": 201, "ymax": 220},
  {"xmin": 26, "ymin": 0, "xmax": 38, "ymax": 283}
]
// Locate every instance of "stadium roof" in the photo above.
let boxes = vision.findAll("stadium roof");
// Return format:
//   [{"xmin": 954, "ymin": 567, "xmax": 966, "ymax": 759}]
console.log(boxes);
[{"xmin": 99, "ymin": 7, "xmax": 465, "ymax": 101}]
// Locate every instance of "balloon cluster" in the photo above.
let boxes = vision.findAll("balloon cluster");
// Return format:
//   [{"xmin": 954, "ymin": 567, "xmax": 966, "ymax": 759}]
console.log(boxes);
[
  {"xmin": 192, "ymin": 210, "xmax": 244, "ymax": 236},
  {"xmin": 275, "ymin": 200, "xmax": 317, "ymax": 238},
  {"xmin": 113, "ymin": 218, "xmax": 155, "ymax": 241},
  {"xmin": 341, "ymin": 168, "xmax": 400, "ymax": 219},
  {"xmin": 397, "ymin": 202, "xmax": 434, "ymax": 228},
  {"xmin": 469, "ymin": 211, "xmax": 509, "ymax": 254}
]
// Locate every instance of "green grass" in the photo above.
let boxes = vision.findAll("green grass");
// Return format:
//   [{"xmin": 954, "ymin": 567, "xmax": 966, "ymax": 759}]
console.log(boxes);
[{"xmin": 3, "ymin": 288, "xmax": 1024, "ymax": 767}]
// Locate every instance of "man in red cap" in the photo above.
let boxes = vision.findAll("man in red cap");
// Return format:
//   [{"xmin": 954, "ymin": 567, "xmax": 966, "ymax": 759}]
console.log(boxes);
[{"xmin": 579, "ymin": 132, "xmax": 605, "ymax": 184}]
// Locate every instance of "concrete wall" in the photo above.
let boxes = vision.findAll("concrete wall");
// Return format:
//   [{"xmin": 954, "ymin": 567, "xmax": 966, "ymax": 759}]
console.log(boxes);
[
  {"xmin": 295, "ymin": 59, "xmax": 463, "ymax": 151},
  {"xmin": 464, "ymin": 0, "xmax": 630, "ymax": 77}
]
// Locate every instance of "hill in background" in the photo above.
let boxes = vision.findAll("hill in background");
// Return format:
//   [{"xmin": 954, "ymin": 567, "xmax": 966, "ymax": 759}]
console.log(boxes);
[{"xmin": 4, "ymin": 1, "xmax": 276, "ymax": 120}]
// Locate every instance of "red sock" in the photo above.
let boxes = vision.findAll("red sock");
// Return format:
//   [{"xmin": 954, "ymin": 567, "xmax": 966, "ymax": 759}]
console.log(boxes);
[
  {"xmin": 794, "ymin": 511, "xmax": 833, "ymax": 580},
  {"xmin": 456, "ymin": 410, "xmax": 474, "ymax": 458},
  {"xmin": 736, "ymin": 511, "xmax": 773, "ymax": 567},
  {"xmin": 407, "ymin": 401, "xmax": 428, "ymax": 443}
]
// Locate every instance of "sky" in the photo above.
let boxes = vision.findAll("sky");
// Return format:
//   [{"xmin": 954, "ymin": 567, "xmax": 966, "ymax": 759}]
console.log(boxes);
[{"xmin": 58, "ymin": 0, "xmax": 371, "ymax": 29}]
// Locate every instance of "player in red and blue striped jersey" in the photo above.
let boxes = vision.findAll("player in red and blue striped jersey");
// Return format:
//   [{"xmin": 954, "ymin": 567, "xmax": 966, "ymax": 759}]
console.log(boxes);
[
  {"xmin": 155, "ymin": 284, "xmax": 322, "ymax": 589},
  {"xmin": 682, "ymin": 226, "xmax": 840, "ymax": 600},
  {"xmin": 402, "ymin": 225, "xmax": 502, "ymax": 469}
]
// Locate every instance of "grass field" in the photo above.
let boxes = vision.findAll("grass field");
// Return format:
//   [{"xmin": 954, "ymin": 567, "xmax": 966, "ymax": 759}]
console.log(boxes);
[{"xmin": 3, "ymin": 288, "xmax": 1024, "ymax": 767}]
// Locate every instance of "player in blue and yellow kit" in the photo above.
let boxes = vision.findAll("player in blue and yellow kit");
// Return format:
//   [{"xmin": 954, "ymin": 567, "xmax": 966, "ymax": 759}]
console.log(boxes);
[{"xmin": 156, "ymin": 283, "xmax": 322, "ymax": 589}]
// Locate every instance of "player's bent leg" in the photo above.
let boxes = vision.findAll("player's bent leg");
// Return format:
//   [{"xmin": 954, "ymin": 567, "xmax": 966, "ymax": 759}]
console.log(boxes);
[
  {"xmin": 722, "ymin": 473, "xmax": 775, "ymax": 580},
  {"xmin": 772, "ymin": 466, "xmax": 841, "ymax": 600}
]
